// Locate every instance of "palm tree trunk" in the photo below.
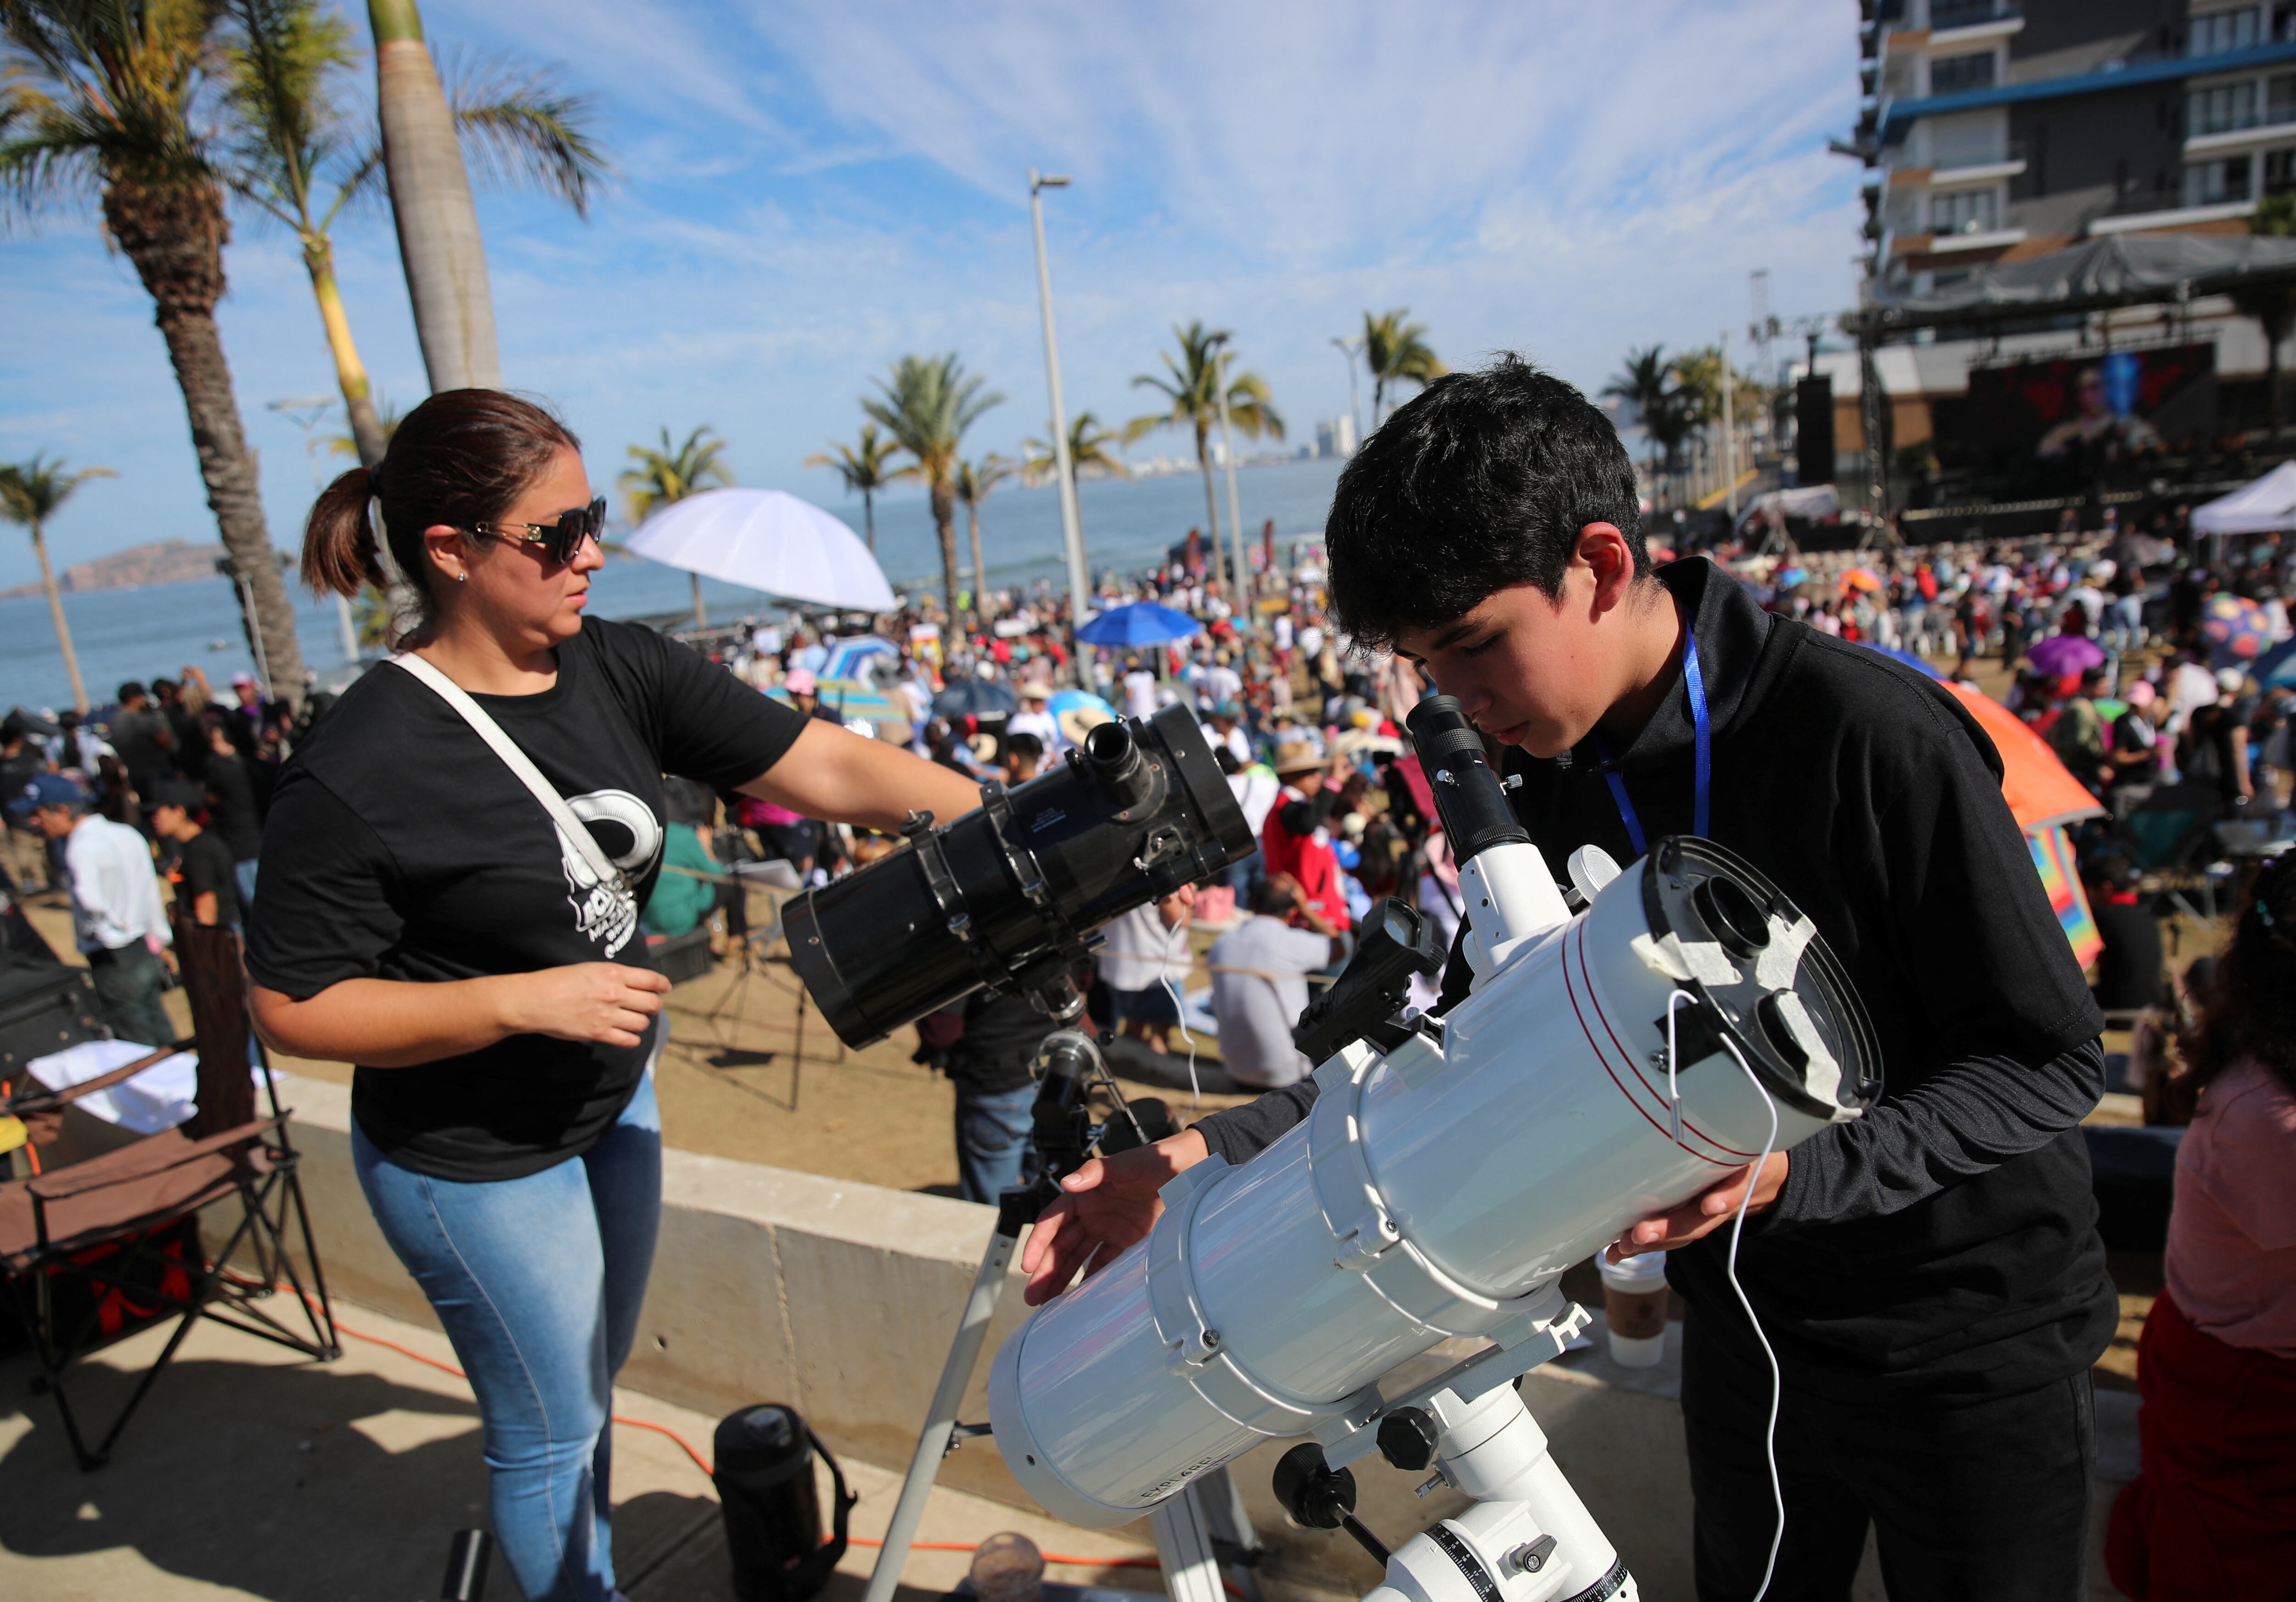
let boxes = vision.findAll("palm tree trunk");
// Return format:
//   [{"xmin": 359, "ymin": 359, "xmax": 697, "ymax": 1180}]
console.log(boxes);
[
  {"xmin": 102, "ymin": 175, "xmax": 308, "ymax": 713},
  {"xmin": 969, "ymin": 505, "xmax": 990, "ymax": 623},
  {"xmin": 1194, "ymin": 419, "xmax": 1227, "ymax": 597},
  {"xmin": 862, "ymin": 489, "xmax": 877, "ymax": 553},
  {"xmin": 371, "ymin": 0, "xmax": 502, "ymax": 392},
  {"xmin": 304, "ymin": 236, "xmax": 390, "ymax": 468},
  {"xmin": 32, "ymin": 527, "xmax": 88, "ymax": 714},
  {"xmin": 933, "ymin": 479, "xmax": 962, "ymax": 625}
]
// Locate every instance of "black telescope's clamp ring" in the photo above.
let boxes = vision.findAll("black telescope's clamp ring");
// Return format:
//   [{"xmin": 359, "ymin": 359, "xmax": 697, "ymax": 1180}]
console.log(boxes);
[
  {"xmin": 978, "ymin": 781, "xmax": 1097, "ymax": 984},
  {"xmin": 901, "ymin": 810, "xmax": 1011, "ymax": 994}
]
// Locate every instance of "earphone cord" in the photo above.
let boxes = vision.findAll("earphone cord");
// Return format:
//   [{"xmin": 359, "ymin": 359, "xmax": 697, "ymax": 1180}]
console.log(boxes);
[
  {"xmin": 1157, "ymin": 916, "xmax": 1201, "ymax": 1107},
  {"xmin": 1718, "ymin": 1035, "xmax": 1785, "ymax": 1602}
]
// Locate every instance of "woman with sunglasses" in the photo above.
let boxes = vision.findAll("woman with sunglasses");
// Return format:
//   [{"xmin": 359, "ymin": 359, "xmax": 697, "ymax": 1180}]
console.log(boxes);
[{"xmin": 248, "ymin": 390, "xmax": 980, "ymax": 1602}]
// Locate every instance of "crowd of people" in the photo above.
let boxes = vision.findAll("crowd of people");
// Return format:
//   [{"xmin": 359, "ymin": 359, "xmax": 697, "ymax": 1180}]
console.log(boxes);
[{"xmin": 4, "ymin": 366, "xmax": 2292, "ymax": 1600}]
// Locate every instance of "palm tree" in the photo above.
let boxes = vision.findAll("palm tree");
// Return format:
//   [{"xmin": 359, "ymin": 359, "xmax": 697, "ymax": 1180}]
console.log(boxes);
[
  {"xmin": 2, "ymin": 0, "xmax": 309, "ymax": 711},
  {"xmin": 1131, "ymin": 322, "xmax": 1283, "ymax": 587},
  {"xmin": 952, "ymin": 454, "xmax": 1014, "ymax": 620},
  {"xmin": 0, "ymin": 454, "xmax": 112, "ymax": 713},
  {"xmin": 1362, "ymin": 307, "xmax": 1445, "ymax": 422},
  {"xmin": 1602, "ymin": 343, "xmax": 1705, "ymax": 504},
  {"xmin": 222, "ymin": 0, "xmax": 607, "ymax": 467},
  {"xmin": 805, "ymin": 423, "xmax": 903, "ymax": 553},
  {"xmin": 620, "ymin": 426, "xmax": 731, "ymax": 626},
  {"xmin": 368, "ymin": 0, "xmax": 491, "ymax": 390},
  {"xmin": 862, "ymin": 354, "xmax": 1002, "ymax": 622},
  {"xmin": 1022, "ymin": 410, "xmax": 1131, "ymax": 486}
]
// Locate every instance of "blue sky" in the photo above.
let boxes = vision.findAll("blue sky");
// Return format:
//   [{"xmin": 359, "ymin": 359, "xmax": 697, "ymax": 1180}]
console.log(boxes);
[{"xmin": 1, "ymin": 0, "xmax": 1863, "ymax": 588}]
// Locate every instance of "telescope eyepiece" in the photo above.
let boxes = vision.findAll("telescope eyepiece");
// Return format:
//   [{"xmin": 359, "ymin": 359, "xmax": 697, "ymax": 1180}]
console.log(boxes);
[
  {"xmin": 1406, "ymin": 695, "xmax": 1530, "ymax": 862},
  {"xmin": 1084, "ymin": 720, "xmax": 1155, "ymax": 809}
]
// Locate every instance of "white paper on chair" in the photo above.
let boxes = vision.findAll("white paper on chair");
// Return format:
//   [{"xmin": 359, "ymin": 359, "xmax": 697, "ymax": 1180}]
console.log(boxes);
[{"xmin": 28, "ymin": 1038, "xmax": 211, "ymax": 1136}]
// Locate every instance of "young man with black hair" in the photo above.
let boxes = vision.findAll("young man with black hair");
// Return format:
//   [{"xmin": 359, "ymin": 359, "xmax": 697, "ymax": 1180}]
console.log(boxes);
[{"xmin": 1022, "ymin": 356, "xmax": 2114, "ymax": 1601}]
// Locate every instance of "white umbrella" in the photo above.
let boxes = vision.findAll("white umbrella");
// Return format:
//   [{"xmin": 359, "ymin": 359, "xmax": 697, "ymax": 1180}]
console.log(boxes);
[
  {"xmin": 2191, "ymin": 460, "xmax": 2296, "ymax": 536},
  {"xmin": 624, "ymin": 488, "xmax": 897, "ymax": 617}
]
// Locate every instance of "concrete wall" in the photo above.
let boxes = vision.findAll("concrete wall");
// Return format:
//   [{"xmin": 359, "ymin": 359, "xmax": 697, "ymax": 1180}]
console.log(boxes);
[{"xmin": 248, "ymin": 1071, "xmax": 1041, "ymax": 1504}]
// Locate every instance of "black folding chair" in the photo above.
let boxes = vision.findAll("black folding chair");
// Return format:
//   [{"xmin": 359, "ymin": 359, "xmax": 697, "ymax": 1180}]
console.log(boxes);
[{"xmin": 0, "ymin": 916, "xmax": 338, "ymax": 1469}]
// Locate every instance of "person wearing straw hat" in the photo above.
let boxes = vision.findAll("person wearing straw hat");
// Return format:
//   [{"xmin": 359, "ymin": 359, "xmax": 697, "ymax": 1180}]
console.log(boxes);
[
  {"xmin": 1256, "ymin": 738, "xmax": 1352, "ymax": 942},
  {"xmin": 1008, "ymin": 681, "xmax": 1060, "ymax": 752}
]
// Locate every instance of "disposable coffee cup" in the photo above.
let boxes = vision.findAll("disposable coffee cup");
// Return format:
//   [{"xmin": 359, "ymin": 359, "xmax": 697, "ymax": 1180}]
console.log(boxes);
[
  {"xmin": 970, "ymin": 1532, "xmax": 1045, "ymax": 1602},
  {"xmin": 1597, "ymin": 1251, "xmax": 1671, "ymax": 1369}
]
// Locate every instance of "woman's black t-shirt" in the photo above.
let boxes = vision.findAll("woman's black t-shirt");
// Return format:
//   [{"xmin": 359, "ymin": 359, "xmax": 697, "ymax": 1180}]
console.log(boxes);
[{"xmin": 247, "ymin": 618, "xmax": 806, "ymax": 1181}]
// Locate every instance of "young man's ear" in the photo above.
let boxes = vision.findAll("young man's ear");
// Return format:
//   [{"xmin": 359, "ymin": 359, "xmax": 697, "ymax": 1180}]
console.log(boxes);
[{"xmin": 1575, "ymin": 522, "xmax": 1641, "ymax": 615}]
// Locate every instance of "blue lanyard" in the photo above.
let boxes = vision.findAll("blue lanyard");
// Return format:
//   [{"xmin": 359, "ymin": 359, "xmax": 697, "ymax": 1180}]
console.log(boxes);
[{"xmin": 1592, "ymin": 626, "xmax": 1710, "ymax": 855}]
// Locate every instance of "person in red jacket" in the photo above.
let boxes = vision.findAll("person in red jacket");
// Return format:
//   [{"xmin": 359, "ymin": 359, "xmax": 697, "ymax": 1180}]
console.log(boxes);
[{"xmin": 1257, "ymin": 739, "xmax": 1352, "ymax": 941}]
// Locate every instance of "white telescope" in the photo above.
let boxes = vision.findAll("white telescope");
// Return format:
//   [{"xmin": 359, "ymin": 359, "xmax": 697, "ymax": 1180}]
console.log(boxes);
[{"xmin": 989, "ymin": 696, "xmax": 1879, "ymax": 1600}]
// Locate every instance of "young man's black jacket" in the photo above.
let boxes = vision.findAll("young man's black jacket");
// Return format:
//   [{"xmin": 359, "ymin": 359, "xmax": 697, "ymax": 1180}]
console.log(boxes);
[{"xmin": 1194, "ymin": 558, "xmax": 2116, "ymax": 1405}]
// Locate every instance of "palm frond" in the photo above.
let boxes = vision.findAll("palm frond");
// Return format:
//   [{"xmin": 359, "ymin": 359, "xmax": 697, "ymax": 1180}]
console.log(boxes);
[{"xmin": 443, "ymin": 47, "xmax": 611, "ymax": 219}]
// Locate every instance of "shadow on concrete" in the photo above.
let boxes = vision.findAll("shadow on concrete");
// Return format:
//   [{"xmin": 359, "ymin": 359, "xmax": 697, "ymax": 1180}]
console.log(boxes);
[
  {"xmin": 0, "ymin": 1352, "xmax": 490, "ymax": 1601},
  {"xmin": 617, "ymin": 1493, "xmax": 944, "ymax": 1602}
]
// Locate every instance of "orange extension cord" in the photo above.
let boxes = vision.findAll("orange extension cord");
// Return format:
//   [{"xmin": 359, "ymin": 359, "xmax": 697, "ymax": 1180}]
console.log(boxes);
[{"xmin": 296, "ymin": 1289, "xmax": 1165, "ymax": 1574}]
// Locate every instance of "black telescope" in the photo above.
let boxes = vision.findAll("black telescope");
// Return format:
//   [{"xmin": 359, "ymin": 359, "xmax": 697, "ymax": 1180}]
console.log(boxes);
[{"xmin": 787, "ymin": 704, "xmax": 1255, "ymax": 1047}]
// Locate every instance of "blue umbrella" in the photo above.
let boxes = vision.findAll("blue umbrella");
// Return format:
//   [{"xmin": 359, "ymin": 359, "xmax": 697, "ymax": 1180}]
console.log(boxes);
[
  {"xmin": 933, "ymin": 677, "xmax": 1019, "ymax": 717},
  {"xmin": 2255, "ymin": 635, "xmax": 2296, "ymax": 688},
  {"xmin": 1852, "ymin": 641, "xmax": 1945, "ymax": 680},
  {"xmin": 1075, "ymin": 601, "xmax": 1201, "ymax": 649}
]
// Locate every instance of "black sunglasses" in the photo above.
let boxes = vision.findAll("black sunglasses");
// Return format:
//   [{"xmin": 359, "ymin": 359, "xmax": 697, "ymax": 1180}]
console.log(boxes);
[{"xmin": 466, "ymin": 495, "xmax": 608, "ymax": 565}]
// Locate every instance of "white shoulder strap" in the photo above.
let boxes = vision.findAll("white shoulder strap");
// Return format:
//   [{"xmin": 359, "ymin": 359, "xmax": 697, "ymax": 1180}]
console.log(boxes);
[{"xmin": 387, "ymin": 652, "xmax": 631, "ymax": 899}]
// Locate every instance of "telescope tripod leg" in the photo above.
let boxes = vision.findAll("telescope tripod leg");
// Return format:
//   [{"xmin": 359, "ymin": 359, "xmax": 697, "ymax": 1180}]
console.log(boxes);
[
  {"xmin": 1151, "ymin": 1467, "xmax": 1262, "ymax": 1602},
  {"xmin": 860, "ymin": 1220, "xmax": 1018, "ymax": 1602}
]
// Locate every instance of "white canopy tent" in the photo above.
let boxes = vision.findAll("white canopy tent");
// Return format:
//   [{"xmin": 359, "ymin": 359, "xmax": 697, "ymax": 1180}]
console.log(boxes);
[
  {"xmin": 623, "ymin": 488, "xmax": 897, "ymax": 623},
  {"xmin": 2191, "ymin": 461, "xmax": 2296, "ymax": 537}
]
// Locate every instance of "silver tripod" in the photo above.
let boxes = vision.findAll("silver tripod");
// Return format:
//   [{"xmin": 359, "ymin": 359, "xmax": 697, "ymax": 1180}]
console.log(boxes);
[{"xmin": 861, "ymin": 1031, "xmax": 1262, "ymax": 1602}]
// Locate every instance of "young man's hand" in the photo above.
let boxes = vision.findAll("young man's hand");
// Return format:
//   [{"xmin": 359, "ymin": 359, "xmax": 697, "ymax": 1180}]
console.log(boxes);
[
  {"xmin": 1607, "ymin": 1151, "xmax": 1789, "ymax": 1259},
  {"xmin": 1020, "ymin": 1128, "xmax": 1208, "ymax": 1304}
]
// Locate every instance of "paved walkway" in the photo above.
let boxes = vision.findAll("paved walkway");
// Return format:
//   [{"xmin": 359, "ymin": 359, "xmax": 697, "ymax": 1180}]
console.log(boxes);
[{"xmin": 0, "ymin": 1298, "xmax": 1193, "ymax": 1602}]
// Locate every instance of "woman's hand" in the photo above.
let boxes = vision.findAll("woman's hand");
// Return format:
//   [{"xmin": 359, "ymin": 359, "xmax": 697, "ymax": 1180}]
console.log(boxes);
[
  {"xmin": 1021, "ymin": 1128, "xmax": 1208, "ymax": 1304},
  {"xmin": 504, "ymin": 963, "xmax": 673, "ymax": 1049}
]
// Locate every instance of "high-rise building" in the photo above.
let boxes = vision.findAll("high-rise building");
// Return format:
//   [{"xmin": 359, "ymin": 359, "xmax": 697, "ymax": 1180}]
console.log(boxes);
[
  {"xmin": 1825, "ymin": 0, "xmax": 2296, "ymax": 514},
  {"xmin": 1857, "ymin": 0, "xmax": 2296, "ymax": 293}
]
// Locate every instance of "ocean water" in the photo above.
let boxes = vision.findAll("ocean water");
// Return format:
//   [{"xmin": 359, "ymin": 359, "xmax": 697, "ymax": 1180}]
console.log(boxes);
[{"xmin": 0, "ymin": 457, "xmax": 1346, "ymax": 713}]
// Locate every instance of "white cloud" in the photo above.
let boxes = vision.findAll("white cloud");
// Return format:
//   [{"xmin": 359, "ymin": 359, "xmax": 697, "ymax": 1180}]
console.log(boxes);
[{"xmin": 1, "ymin": 0, "xmax": 1863, "ymax": 591}]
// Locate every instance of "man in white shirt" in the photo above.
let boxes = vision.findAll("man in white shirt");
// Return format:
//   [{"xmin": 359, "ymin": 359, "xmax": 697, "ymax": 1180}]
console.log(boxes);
[
  {"xmin": 1093, "ymin": 886, "xmax": 1195, "ymax": 1054},
  {"xmin": 1120, "ymin": 658, "xmax": 1160, "ymax": 720},
  {"xmin": 1007, "ymin": 682, "xmax": 1062, "ymax": 752},
  {"xmin": 19, "ymin": 771, "xmax": 174, "ymax": 1047},
  {"xmin": 1208, "ymin": 878, "xmax": 1340, "ymax": 1088}
]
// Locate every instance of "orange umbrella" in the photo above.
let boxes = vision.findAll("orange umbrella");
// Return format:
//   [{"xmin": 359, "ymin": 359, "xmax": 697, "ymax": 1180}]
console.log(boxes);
[
  {"xmin": 1841, "ymin": 567, "xmax": 1884, "ymax": 593},
  {"xmin": 1941, "ymin": 681, "xmax": 2104, "ymax": 832}
]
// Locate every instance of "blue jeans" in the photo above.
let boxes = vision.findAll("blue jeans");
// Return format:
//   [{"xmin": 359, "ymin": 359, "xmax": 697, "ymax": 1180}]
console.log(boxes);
[
  {"xmin": 954, "ymin": 1081, "xmax": 1038, "ymax": 1205},
  {"xmin": 354, "ymin": 1064, "xmax": 662, "ymax": 1602}
]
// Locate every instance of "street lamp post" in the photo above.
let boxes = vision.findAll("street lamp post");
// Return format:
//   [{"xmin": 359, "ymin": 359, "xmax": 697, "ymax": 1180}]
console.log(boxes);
[
  {"xmin": 1214, "ymin": 344, "xmax": 1249, "ymax": 614},
  {"xmin": 1330, "ymin": 335, "xmax": 1363, "ymax": 453},
  {"xmin": 1029, "ymin": 169, "xmax": 1091, "ymax": 628},
  {"xmin": 1719, "ymin": 333, "xmax": 1738, "ymax": 522}
]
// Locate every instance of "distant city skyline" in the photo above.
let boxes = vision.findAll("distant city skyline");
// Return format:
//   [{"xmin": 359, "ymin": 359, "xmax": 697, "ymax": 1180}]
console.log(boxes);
[{"xmin": 0, "ymin": 0, "xmax": 1860, "ymax": 588}]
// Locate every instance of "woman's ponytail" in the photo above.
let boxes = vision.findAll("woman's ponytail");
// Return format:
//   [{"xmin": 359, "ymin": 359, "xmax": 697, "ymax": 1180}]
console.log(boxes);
[{"xmin": 303, "ymin": 466, "xmax": 387, "ymax": 598}]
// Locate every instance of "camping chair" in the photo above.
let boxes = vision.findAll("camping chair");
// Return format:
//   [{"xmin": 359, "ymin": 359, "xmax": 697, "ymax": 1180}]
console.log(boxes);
[{"xmin": 0, "ymin": 916, "xmax": 339, "ymax": 1469}]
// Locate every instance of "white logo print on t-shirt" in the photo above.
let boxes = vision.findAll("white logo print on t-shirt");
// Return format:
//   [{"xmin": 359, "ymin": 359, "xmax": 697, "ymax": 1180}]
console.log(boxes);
[{"xmin": 557, "ymin": 788, "xmax": 662, "ymax": 958}]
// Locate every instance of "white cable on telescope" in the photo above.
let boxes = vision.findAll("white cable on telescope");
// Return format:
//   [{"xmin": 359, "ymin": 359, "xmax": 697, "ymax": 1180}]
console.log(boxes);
[
  {"xmin": 1158, "ymin": 917, "xmax": 1202, "ymax": 1107},
  {"xmin": 1718, "ymin": 1034, "xmax": 1784, "ymax": 1602},
  {"xmin": 1663, "ymin": 989, "xmax": 1697, "ymax": 1145}
]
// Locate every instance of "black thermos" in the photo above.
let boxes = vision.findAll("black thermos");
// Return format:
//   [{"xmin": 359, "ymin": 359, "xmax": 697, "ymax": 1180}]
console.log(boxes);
[{"xmin": 714, "ymin": 1403, "xmax": 850, "ymax": 1602}]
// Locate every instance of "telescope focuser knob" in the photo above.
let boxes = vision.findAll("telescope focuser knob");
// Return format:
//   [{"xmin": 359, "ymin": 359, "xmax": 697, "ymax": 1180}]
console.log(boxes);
[
  {"xmin": 1272, "ymin": 1442, "xmax": 1357, "ymax": 1529},
  {"xmin": 1376, "ymin": 1406, "xmax": 1439, "ymax": 1472}
]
